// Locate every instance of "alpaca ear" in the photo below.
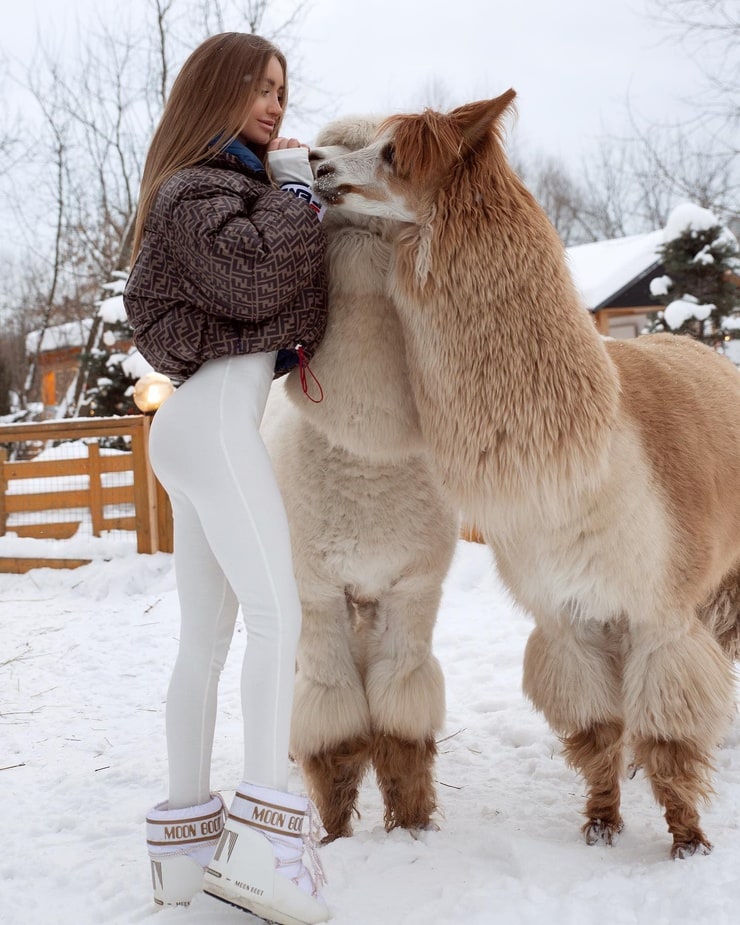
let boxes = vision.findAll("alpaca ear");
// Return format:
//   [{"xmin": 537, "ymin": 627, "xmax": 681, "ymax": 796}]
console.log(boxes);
[{"xmin": 451, "ymin": 89, "xmax": 517, "ymax": 154}]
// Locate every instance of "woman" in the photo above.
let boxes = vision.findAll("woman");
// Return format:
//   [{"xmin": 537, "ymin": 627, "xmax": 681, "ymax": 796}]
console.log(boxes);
[{"xmin": 123, "ymin": 32, "xmax": 329, "ymax": 924}]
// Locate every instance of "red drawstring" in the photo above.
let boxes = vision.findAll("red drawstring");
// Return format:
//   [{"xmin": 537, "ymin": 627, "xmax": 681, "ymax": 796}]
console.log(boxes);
[{"xmin": 297, "ymin": 345, "xmax": 324, "ymax": 403}]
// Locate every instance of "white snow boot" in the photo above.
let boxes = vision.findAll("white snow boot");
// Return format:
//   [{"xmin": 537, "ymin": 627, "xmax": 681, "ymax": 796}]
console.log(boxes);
[
  {"xmin": 203, "ymin": 782, "xmax": 329, "ymax": 924},
  {"xmin": 146, "ymin": 793, "xmax": 226, "ymax": 906}
]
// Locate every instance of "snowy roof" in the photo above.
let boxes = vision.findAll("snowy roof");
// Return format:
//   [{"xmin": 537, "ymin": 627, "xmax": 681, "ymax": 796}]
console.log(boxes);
[
  {"xmin": 566, "ymin": 230, "xmax": 663, "ymax": 310},
  {"xmin": 565, "ymin": 202, "xmax": 738, "ymax": 312},
  {"xmin": 25, "ymin": 318, "xmax": 94, "ymax": 354}
]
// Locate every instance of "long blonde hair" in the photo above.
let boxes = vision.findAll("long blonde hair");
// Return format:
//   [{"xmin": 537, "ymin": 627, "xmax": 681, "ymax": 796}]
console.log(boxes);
[{"xmin": 131, "ymin": 32, "xmax": 288, "ymax": 261}]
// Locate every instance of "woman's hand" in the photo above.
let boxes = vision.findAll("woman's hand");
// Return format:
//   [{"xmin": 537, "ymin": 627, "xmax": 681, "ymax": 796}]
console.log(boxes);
[{"xmin": 267, "ymin": 137, "xmax": 309, "ymax": 151}]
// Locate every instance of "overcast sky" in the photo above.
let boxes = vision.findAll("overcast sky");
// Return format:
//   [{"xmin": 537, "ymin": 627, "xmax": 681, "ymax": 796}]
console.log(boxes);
[{"xmin": 3, "ymin": 0, "xmax": 704, "ymax": 164}]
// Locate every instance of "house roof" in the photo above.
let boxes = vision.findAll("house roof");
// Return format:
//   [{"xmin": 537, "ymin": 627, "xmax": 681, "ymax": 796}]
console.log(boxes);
[
  {"xmin": 25, "ymin": 318, "xmax": 94, "ymax": 354},
  {"xmin": 566, "ymin": 229, "xmax": 664, "ymax": 310}
]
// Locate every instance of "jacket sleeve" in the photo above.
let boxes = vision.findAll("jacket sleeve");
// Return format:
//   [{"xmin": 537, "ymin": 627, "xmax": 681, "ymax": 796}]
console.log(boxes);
[{"xmin": 166, "ymin": 178, "xmax": 325, "ymax": 324}]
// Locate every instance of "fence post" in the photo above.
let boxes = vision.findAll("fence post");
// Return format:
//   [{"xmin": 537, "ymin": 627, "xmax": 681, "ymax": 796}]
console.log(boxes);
[
  {"xmin": 0, "ymin": 447, "xmax": 7, "ymax": 536},
  {"xmin": 155, "ymin": 478, "xmax": 174, "ymax": 553},
  {"xmin": 131, "ymin": 415, "xmax": 159, "ymax": 554},
  {"xmin": 87, "ymin": 441, "xmax": 104, "ymax": 536}
]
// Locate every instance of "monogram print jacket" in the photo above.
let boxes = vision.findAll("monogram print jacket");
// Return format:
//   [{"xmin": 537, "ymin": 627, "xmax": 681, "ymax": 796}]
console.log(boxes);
[{"xmin": 123, "ymin": 152, "xmax": 327, "ymax": 382}]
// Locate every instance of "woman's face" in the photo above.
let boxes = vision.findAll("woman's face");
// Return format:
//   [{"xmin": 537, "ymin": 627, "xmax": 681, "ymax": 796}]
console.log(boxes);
[{"xmin": 239, "ymin": 55, "xmax": 285, "ymax": 146}]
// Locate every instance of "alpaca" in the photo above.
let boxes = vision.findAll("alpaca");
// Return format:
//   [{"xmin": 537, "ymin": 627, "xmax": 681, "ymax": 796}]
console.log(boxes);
[
  {"xmin": 312, "ymin": 91, "xmax": 740, "ymax": 858},
  {"xmin": 261, "ymin": 115, "xmax": 458, "ymax": 841}
]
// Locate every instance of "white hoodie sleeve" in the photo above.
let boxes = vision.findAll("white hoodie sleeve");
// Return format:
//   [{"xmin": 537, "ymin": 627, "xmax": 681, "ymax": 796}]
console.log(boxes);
[{"xmin": 267, "ymin": 147, "xmax": 326, "ymax": 221}]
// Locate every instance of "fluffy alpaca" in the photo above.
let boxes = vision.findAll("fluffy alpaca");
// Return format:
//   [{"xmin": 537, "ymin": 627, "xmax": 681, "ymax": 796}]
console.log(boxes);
[
  {"xmin": 261, "ymin": 115, "xmax": 458, "ymax": 840},
  {"xmin": 312, "ymin": 92, "xmax": 740, "ymax": 858}
]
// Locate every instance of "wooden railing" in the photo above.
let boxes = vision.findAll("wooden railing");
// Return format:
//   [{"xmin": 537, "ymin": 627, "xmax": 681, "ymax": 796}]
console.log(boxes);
[{"xmin": 0, "ymin": 415, "xmax": 172, "ymax": 572}]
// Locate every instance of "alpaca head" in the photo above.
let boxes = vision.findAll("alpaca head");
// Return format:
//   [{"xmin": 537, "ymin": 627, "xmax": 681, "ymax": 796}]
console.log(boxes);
[
  {"xmin": 313, "ymin": 90, "xmax": 517, "ymax": 224},
  {"xmin": 309, "ymin": 115, "xmax": 393, "ymax": 236},
  {"xmin": 313, "ymin": 114, "xmax": 386, "ymax": 154},
  {"xmin": 283, "ymin": 114, "xmax": 425, "ymax": 461}
]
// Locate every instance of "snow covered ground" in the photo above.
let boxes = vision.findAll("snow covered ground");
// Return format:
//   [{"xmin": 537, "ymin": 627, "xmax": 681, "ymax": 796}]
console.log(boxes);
[{"xmin": 3, "ymin": 539, "xmax": 740, "ymax": 925}]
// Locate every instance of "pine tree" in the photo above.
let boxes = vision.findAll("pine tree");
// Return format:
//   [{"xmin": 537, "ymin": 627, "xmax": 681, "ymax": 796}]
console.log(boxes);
[
  {"xmin": 645, "ymin": 215, "xmax": 740, "ymax": 360},
  {"xmin": 77, "ymin": 277, "xmax": 139, "ymax": 422},
  {"xmin": 77, "ymin": 325, "xmax": 138, "ymax": 418}
]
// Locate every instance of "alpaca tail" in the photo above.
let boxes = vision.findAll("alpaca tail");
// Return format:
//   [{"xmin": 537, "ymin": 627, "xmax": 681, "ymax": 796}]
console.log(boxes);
[{"xmin": 697, "ymin": 565, "xmax": 740, "ymax": 661}]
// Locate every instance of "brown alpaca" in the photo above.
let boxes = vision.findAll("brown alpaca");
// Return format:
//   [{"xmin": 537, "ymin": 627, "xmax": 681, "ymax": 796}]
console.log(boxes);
[{"xmin": 313, "ymin": 90, "xmax": 740, "ymax": 858}]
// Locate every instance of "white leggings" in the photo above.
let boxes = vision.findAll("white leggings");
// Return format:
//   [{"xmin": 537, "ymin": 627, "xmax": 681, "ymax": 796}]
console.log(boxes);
[{"xmin": 148, "ymin": 353, "xmax": 301, "ymax": 809}]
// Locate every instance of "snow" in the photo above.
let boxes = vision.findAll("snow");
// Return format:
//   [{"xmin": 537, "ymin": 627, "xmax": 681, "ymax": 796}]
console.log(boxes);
[
  {"xmin": 663, "ymin": 297, "xmax": 713, "ymax": 331},
  {"xmin": 99, "ymin": 294, "xmax": 128, "ymax": 326},
  {"xmin": 97, "ymin": 290, "xmax": 156, "ymax": 378},
  {"xmin": 566, "ymin": 202, "xmax": 740, "ymax": 312},
  {"xmin": 121, "ymin": 349, "xmax": 154, "ymax": 381},
  {"xmin": 664, "ymin": 203, "xmax": 724, "ymax": 242},
  {"xmin": 23, "ymin": 278, "xmax": 132, "ymax": 372},
  {"xmin": 692, "ymin": 245, "xmax": 715, "ymax": 266},
  {"xmin": 25, "ymin": 318, "xmax": 93, "ymax": 354},
  {"xmin": 3, "ymin": 539, "xmax": 740, "ymax": 924},
  {"xmin": 567, "ymin": 230, "xmax": 663, "ymax": 310},
  {"xmin": 649, "ymin": 275, "xmax": 672, "ymax": 298},
  {"xmin": 663, "ymin": 203, "xmax": 740, "ymax": 266}
]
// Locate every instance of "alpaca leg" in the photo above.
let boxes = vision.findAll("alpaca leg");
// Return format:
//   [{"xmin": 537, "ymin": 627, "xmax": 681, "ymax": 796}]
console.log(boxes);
[
  {"xmin": 371, "ymin": 733, "xmax": 438, "ymax": 832},
  {"xmin": 562, "ymin": 720, "xmax": 625, "ymax": 845},
  {"xmin": 364, "ymin": 579, "xmax": 446, "ymax": 832},
  {"xmin": 632, "ymin": 738, "xmax": 712, "ymax": 858},
  {"xmin": 302, "ymin": 736, "xmax": 372, "ymax": 842},
  {"xmin": 624, "ymin": 619, "xmax": 734, "ymax": 858},
  {"xmin": 291, "ymin": 596, "xmax": 372, "ymax": 840},
  {"xmin": 523, "ymin": 619, "xmax": 625, "ymax": 844}
]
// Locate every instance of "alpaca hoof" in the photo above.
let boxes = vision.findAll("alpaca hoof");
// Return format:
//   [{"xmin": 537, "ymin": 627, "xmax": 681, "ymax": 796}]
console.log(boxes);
[
  {"xmin": 385, "ymin": 812, "xmax": 437, "ymax": 835},
  {"xmin": 672, "ymin": 837, "xmax": 712, "ymax": 859},
  {"xmin": 320, "ymin": 827, "xmax": 350, "ymax": 845},
  {"xmin": 390, "ymin": 819, "xmax": 440, "ymax": 841},
  {"xmin": 320, "ymin": 814, "xmax": 357, "ymax": 843},
  {"xmin": 407, "ymin": 820, "xmax": 440, "ymax": 840},
  {"xmin": 583, "ymin": 818, "xmax": 624, "ymax": 847}
]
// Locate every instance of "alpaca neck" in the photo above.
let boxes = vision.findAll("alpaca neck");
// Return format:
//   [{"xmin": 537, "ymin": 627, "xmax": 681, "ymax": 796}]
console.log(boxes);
[{"xmin": 391, "ymin": 204, "xmax": 620, "ymax": 508}]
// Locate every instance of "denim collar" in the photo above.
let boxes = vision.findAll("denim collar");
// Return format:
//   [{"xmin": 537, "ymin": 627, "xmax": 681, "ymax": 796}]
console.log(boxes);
[{"xmin": 221, "ymin": 138, "xmax": 266, "ymax": 175}]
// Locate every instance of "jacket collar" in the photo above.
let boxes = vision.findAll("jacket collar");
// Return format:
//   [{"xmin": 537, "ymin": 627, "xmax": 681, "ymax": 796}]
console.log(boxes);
[{"xmin": 221, "ymin": 138, "xmax": 266, "ymax": 175}]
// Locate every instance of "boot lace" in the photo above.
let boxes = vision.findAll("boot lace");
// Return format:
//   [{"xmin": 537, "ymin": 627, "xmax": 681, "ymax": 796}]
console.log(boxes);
[
  {"xmin": 303, "ymin": 799, "xmax": 328, "ymax": 896},
  {"xmin": 274, "ymin": 799, "xmax": 327, "ymax": 898}
]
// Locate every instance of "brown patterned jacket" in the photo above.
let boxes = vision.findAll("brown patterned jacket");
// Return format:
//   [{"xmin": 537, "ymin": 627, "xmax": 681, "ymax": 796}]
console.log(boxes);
[{"xmin": 123, "ymin": 152, "xmax": 327, "ymax": 382}]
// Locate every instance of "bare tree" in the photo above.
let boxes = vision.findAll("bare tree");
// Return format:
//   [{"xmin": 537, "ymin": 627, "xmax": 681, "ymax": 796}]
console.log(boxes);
[
  {"xmin": 629, "ymin": 120, "xmax": 739, "ymax": 226},
  {"xmin": 417, "ymin": 77, "xmax": 454, "ymax": 112},
  {"xmin": 507, "ymin": 3, "xmax": 740, "ymax": 246},
  {"xmin": 648, "ymin": 0, "xmax": 740, "ymax": 143},
  {"xmin": 15, "ymin": 60, "xmax": 76, "ymax": 400},
  {"xmin": 513, "ymin": 149, "xmax": 591, "ymax": 245},
  {"xmin": 515, "ymin": 115, "xmax": 740, "ymax": 247},
  {"xmin": 0, "ymin": 56, "xmax": 21, "ymax": 175},
  {"xmin": 6, "ymin": 0, "xmax": 316, "ymax": 270},
  {"xmin": 0, "ymin": 0, "xmax": 318, "ymax": 414},
  {"xmin": 574, "ymin": 137, "xmax": 666, "ymax": 241},
  {"xmin": 0, "ymin": 324, "xmax": 27, "ymax": 416},
  {"xmin": 181, "ymin": 0, "xmax": 316, "ymax": 122}
]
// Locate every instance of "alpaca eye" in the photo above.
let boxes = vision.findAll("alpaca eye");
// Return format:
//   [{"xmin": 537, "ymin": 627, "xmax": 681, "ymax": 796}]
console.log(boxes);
[{"xmin": 381, "ymin": 143, "xmax": 396, "ymax": 167}]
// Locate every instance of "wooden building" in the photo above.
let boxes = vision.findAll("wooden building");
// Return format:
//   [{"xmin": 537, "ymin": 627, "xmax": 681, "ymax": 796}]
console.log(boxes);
[
  {"xmin": 25, "ymin": 319, "xmax": 94, "ymax": 418},
  {"xmin": 566, "ymin": 229, "xmax": 664, "ymax": 339}
]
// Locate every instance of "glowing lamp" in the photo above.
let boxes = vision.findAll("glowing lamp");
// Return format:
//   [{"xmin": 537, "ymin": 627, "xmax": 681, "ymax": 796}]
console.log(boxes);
[{"xmin": 133, "ymin": 372, "xmax": 175, "ymax": 413}]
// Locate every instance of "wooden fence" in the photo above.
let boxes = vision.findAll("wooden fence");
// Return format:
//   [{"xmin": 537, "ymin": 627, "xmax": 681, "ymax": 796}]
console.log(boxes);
[{"xmin": 0, "ymin": 415, "xmax": 172, "ymax": 573}]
